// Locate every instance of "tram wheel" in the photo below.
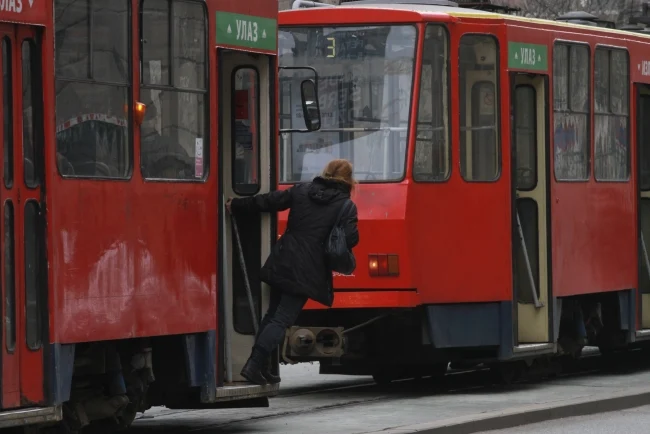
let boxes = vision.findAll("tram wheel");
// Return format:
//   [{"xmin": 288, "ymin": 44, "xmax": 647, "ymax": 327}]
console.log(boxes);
[
  {"xmin": 489, "ymin": 361, "xmax": 525, "ymax": 385},
  {"xmin": 372, "ymin": 372, "xmax": 396, "ymax": 385},
  {"xmin": 429, "ymin": 361, "xmax": 449, "ymax": 378}
]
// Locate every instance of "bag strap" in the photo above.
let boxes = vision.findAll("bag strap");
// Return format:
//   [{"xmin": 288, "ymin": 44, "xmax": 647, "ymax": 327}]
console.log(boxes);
[{"xmin": 335, "ymin": 199, "xmax": 352, "ymax": 226}]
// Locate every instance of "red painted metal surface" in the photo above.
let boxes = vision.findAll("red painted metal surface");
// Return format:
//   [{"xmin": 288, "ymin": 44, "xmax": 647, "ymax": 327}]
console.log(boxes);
[
  {"xmin": 208, "ymin": 0, "xmax": 276, "ymax": 20},
  {"xmin": 0, "ymin": 0, "xmax": 280, "ymax": 345},
  {"xmin": 305, "ymin": 291, "xmax": 419, "ymax": 310},
  {"xmin": 0, "ymin": 0, "xmax": 48, "ymax": 26},
  {"xmin": 279, "ymin": 7, "xmax": 451, "ymax": 27},
  {"xmin": 47, "ymin": 0, "xmax": 220, "ymax": 343},
  {"xmin": 47, "ymin": 0, "xmax": 279, "ymax": 344}
]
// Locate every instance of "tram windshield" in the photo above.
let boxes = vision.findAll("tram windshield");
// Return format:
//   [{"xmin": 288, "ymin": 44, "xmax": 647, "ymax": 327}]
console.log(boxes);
[{"xmin": 279, "ymin": 25, "xmax": 416, "ymax": 183}]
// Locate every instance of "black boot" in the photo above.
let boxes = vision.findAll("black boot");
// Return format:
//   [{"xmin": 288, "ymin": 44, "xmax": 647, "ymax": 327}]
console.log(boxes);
[
  {"xmin": 261, "ymin": 357, "xmax": 281, "ymax": 384},
  {"xmin": 240, "ymin": 346, "xmax": 268, "ymax": 386}
]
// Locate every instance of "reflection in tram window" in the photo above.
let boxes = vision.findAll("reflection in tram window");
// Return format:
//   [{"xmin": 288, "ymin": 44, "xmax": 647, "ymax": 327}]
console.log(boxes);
[
  {"xmin": 2, "ymin": 37, "xmax": 12, "ymax": 188},
  {"xmin": 459, "ymin": 35, "xmax": 500, "ymax": 182},
  {"xmin": 140, "ymin": 0, "xmax": 207, "ymax": 181},
  {"xmin": 413, "ymin": 25, "xmax": 449, "ymax": 182},
  {"xmin": 594, "ymin": 48, "xmax": 629, "ymax": 182},
  {"xmin": 553, "ymin": 43, "xmax": 590, "ymax": 181},
  {"xmin": 278, "ymin": 25, "xmax": 417, "ymax": 182},
  {"xmin": 640, "ymin": 199, "xmax": 650, "ymax": 294},
  {"xmin": 54, "ymin": 0, "xmax": 131, "ymax": 178},
  {"xmin": 232, "ymin": 67, "xmax": 260, "ymax": 195},
  {"xmin": 22, "ymin": 40, "xmax": 42, "ymax": 188}
]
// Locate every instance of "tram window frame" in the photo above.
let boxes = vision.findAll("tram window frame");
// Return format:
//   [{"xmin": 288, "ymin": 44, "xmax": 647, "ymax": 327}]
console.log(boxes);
[
  {"xmin": 413, "ymin": 24, "xmax": 450, "ymax": 183},
  {"xmin": 459, "ymin": 34, "xmax": 501, "ymax": 183},
  {"xmin": 2, "ymin": 38, "xmax": 13, "ymax": 189},
  {"xmin": 54, "ymin": 0, "xmax": 132, "ymax": 180},
  {"xmin": 231, "ymin": 66, "xmax": 261, "ymax": 196},
  {"xmin": 140, "ymin": 0, "xmax": 209, "ymax": 182},
  {"xmin": 552, "ymin": 42, "xmax": 590, "ymax": 182},
  {"xmin": 593, "ymin": 46, "xmax": 629, "ymax": 182}
]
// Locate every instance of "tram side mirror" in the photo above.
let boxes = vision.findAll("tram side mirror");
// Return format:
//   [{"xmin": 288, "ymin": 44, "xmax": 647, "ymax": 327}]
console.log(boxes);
[
  {"xmin": 278, "ymin": 66, "xmax": 321, "ymax": 134},
  {"xmin": 300, "ymin": 79, "xmax": 321, "ymax": 132}
]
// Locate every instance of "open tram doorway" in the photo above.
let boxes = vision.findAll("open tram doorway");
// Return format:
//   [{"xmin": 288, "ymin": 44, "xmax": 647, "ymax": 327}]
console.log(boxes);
[
  {"xmin": 510, "ymin": 73, "xmax": 553, "ymax": 348},
  {"xmin": 217, "ymin": 49, "xmax": 276, "ymax": 387},
  {"xmin": 637, "ymin": 84, "xmax": 650, "ymax": 332}
]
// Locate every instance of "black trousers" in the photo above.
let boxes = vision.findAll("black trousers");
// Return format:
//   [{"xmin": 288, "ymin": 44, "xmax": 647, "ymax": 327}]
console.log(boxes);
[{"xmin": 253, "ymin": 287, "xmax": 308, "ymax": 357}]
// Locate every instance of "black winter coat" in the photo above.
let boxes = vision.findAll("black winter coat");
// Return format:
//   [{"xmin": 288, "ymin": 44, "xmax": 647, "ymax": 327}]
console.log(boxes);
[{"xmin": 230, "ymin": 177, "xmax": 359, "ymax": 306}]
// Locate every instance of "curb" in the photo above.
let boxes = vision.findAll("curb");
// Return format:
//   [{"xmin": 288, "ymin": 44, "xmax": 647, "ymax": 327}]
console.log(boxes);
[{"xmin": 364, "ymin": 386, "xmax": 650, "ymax": 434}]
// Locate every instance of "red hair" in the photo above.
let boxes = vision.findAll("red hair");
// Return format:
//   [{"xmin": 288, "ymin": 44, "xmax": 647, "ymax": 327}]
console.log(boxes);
[{"xmin": 322, "ymin": 159, "xmax": 357, "ymax": 191}]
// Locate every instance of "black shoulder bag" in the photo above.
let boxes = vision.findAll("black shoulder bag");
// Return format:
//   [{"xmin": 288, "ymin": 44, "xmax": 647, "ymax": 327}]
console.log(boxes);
[{"xmin": 325, "ymin": 199, "xmax": 356, "ymax": 275}]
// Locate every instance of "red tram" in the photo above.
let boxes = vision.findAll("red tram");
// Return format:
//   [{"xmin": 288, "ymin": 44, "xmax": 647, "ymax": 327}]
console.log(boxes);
[
  {"xmin": 278, "ymin": 0, "xmax": 650, "ymax": 381},
  {"xmin": 0, "ymin": 0, "xmax": 317, "ymax": 431}
]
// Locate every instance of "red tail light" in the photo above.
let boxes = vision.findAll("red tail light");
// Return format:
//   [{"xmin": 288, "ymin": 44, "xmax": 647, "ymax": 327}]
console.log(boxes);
[{"xmin": 369, "ymin": 254, "xmax": 399, "ymax": 277}]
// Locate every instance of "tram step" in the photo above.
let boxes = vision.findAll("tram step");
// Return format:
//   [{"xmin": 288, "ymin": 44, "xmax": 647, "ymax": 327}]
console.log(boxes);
[{"xmin": 0, "ymin": 406, "xmax": 61, "ymax": 429}]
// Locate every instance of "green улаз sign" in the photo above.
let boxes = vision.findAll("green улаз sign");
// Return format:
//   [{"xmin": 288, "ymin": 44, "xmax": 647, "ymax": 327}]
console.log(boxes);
[
  {"xmin": 508, "ymin": 42, "xmax": 548, "ymax": 72},
  {"xmin": 216, "ymin": 12, "xmax": 277, "ymax": 51}
]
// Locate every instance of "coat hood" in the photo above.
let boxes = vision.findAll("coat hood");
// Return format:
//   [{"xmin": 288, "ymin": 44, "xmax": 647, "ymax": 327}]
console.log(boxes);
[{"xmin": 307, "ymin": 176, "xmax": 351, "ymax": 205}]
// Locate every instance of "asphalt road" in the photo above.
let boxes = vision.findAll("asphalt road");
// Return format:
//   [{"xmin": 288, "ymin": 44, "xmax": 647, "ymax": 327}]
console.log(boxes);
[
  {"xmin": 129, "ymin": 350, "xmax": 650, "ymax": 434},
  {"xmin": 480, "ymin": 404, "xmax": 650, "ymax": 434}
]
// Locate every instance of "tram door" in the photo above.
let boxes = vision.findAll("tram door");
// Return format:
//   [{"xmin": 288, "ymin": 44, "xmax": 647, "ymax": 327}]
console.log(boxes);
[
  {"xmin": 218, "ymin": 49, "xmax": 274, "ymax": 384},
  {"xmin": 637, "ymin": 84, "xmax": 650, "ymax": 330},
  {"xmin": 0, "ymin": 25, "xmax": 46, "ymax": 406},
  {"xmin": 511, "ymin": 74, "xmax": 552, "ymax": 345}
]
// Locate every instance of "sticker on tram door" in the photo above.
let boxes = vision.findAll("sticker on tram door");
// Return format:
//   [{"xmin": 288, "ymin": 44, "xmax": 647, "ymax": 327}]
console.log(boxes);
[{"xmin": 195, "ymin": 138, "xmax": 204, "ymax": 178}]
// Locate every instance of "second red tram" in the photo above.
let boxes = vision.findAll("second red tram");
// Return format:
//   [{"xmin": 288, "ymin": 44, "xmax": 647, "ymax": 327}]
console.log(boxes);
[{"xmin": 277, "ymin": 0, "xmax": 650, "ymax": 380}]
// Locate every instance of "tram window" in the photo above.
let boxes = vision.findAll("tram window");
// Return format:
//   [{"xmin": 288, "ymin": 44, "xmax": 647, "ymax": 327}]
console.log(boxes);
[
  {"xmin": 24, "ymin": 201, "xmax": 42, "ymax": 350},
  {"xmin": 640, "ymin": 94, "xmax": 650, "ymax": 191},
  {"xmin": 4, "ymin": 201, "xmax": 15, "ymax": 353},
  {"xmin": 459, "ymin": 35, "xmax": 499, "ymax": 182},
  {"xmin": 278, "ymin": 25, "xmax": 416, "ymax": 183},
  {"xmin": 54, "ymin": 0, "xmax": 131, "ymax": 179},
  {"xmin": 22, "ymin": 40, "xmax": 42, "ymax": 189},
  {"xmin": 142, "ymin": 1, "xmax": 170, "ymax": 86},
  {"xmin": 232, "ymin": 68, "xmax": 260, "ymax": 195},
  {"xmin": 140, "ymin": 0, "xmax": 208, "ymax": 181},
  {"xmin": 515, "ymin": 85, "xmax": 537, "ymax": 190},
  {"xmin": 413, "ymin": 25, "xmax": 449, "ymax": 182},
  {"xmin": 553, "ymin": 43, "xmax": 589, "ymax": 181},
  {"xmin": 594, "ymin": 47, "xmax": 629, "ymax": 182},
  {"xmin": 2, "ymin": 38, "xmax": 12, "ymax": 188}
]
